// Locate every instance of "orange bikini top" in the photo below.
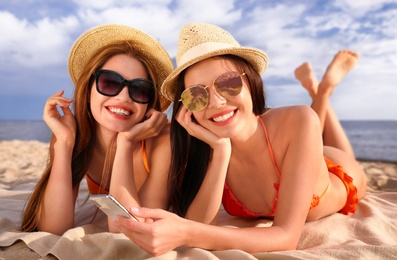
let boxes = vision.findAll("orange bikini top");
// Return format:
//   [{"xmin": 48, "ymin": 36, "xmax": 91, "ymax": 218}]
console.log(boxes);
[
  {"xmin": 222, "ymin": 118, "xmax": 328, "ymax": 218},
  {"xmin": 86, "ymin": 140, "xmax": 149, "ymax": 194}
]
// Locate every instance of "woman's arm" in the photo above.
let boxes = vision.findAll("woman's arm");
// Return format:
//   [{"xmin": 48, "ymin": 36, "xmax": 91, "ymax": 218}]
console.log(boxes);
[
  {"xmin": 176, "ymin": 106, "xmax": 232, "ymax": 223},
  {"xmin": 115, "ymin": 106, "xmax": 326, "ymax": 255},
  {"xmin": 109, "ymin": 109, "xmax": 169, "ymax": 231},
  {"xmin": 137, "ymin": 125, "xmax": 170, "ymax": 209},
  {"xmin": 109, "ymin": 135, "xmax": 140, "ymax": 230},
  {"xmin": 37, "ymin": 91, "xmax": 78, "ymax": 235},
  {"xmin": 115, "ymin": 207, "xmax": 298, "ymax": 256},
  {"xmin": 184, "ymin": 142, "xmax": 231, "ymax": 223},
  {"xmin": 38, "ymin": 141, "xmax": 78, "ymax": 234}
]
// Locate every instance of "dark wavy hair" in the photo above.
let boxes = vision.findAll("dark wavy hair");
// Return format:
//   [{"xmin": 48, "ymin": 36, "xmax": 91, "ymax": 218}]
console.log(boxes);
[{"xmin": 168, "ymin": 55, "xmax": 268, "ymax": 216}]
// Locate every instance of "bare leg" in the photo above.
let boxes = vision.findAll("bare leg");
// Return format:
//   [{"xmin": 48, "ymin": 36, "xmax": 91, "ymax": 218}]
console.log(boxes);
[{"xmin": 294, "ymin": 50, "xmax": 360, "ymax": 158}]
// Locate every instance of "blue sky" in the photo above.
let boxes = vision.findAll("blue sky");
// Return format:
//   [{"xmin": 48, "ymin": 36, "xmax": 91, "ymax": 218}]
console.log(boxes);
[{"xmin": 0, "ymin": 0, "xmax": 396, "ymax": 120}]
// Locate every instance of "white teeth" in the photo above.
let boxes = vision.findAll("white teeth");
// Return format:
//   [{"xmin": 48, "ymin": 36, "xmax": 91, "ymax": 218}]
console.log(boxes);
[
  {"xmin": 213, "ymin": 111, "xmax": 234, "ymax": 122},
  {"xmin": 109, "ymin": 107, "xmax": 131, "ymax": 116}
]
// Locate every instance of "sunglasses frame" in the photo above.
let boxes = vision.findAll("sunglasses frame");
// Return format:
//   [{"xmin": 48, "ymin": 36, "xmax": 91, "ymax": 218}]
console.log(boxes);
[
  {"xmin": 180, "ymin": 71, "xmax": 246, "ymax": 112},
  {"xmin": 93, "ymin": 69, "xmax": 155, "ymax": 104}
]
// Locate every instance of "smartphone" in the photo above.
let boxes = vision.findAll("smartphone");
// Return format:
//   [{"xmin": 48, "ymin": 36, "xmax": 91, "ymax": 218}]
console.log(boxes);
[{"xmin": 89, "ymin": 194, "xmax": 139, "ymax": 222}]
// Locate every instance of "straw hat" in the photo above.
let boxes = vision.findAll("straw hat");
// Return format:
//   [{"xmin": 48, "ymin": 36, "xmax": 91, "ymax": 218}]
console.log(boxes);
[
  {"xmin": 161, "ymin": 22, "xmax": 269, "ymax": 102},
  {"xmin": 68, "ymin": 24, "xmax": 173, "ymax": 111}
]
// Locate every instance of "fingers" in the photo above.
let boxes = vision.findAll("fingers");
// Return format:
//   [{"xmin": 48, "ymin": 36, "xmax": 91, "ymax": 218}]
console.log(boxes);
[
  {"xmin": 114, "ymin": 217, "xmax": 166, "ymax": 256},
  {"xmin": 119, "ymin": 109, "xmax": 168, "ymax": 142},
  {"xmin": 176, "ymin": 106, "xmax": 207, "ymax": 137},
  {"xmin": 175, "ymin": 105, "xmax": 190, "ymax": 124},
  {"xmin": 42, "ymin": 91, "xmax": 76, "ymax": 142},
  {"xmin": 115, "ymin": 215, "xmax": 144, "ymax": 233},
  {"xmin": 130, "ymin": 206, "xmax": 168, "ymax": 220},
  {"xmin": 114, "ymin": 207, "xmax": 179, "ymax": 256},
  {"xmin": 60, "ymin": 105, "xmax": 74, "ymax": 116},
  {"xmin": 175, "ymin": 106, "xmax": 194, "ymax": 131},
  {"xmin": 114, "ymin": 217, "xmax": 151, "ymax": 252},
  {"xmin": 114, "ymin": 208, "xmax": 159, "ymax": 236},
  {"xmin": 145, "ymin": 110, "xmax": 168, "ymax": 131},
  {"xmin": 46, "ymin": 90, "xmax": 73, "ymax": 109},
  {"xmin": 43, "ymin": 90, "xmax": 73, "ymax": 121},
  {"xmin": 175, "ymin": 106, "xmax": 230, "ymax": 150}
]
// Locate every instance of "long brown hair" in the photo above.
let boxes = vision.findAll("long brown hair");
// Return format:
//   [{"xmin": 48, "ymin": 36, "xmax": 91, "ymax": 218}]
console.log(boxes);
[
  {"xmin": 20, "ymin": 41, "xmax": 162, "ymax": 232},
  {"xmin": 168, "ymin": 55, "xmax": 267, "ymax": 217}
]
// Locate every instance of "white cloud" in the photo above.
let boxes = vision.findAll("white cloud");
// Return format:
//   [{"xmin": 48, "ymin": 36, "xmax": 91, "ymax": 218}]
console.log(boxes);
[
  {"xmin": 0, "ymin": 10, "xmax": 78, "ymax": 69},
  {"xmin": 334, "ymin": 0, "xmax": 395, "ymax": 15},
  {"xmin": 67, "ymin": 0, "xmax": 245, "ymax": 58},
  {"xmin": 375, "ymin": 7, "xmax": 397, "ymax": 38},
  {"xmin": 172, "ymin": 0, "xmax": 242, "ymax": 25},
  {"xmin": 0, "ymin": 0, "xmax": 396, "ymax": 120},
  {"xmin": 71, "ymin": 0, "xmax": 173, "ymax": 9}
]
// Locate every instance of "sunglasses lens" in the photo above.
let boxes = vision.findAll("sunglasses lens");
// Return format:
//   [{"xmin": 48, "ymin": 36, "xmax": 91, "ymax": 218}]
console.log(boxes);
[
  {"xmin": 97, "ymin": 71, "xmax": 123, "ymax": 96},
  {"xmin": 180, "ymin": 72, "xmax": 243, "ymax": 112},
  {"xmin": 129, "ymin": 80, "xmax": 154, "ymax": 104},
  {"xmin": 215, "ymin": 71, "xmax": 243, "ymax": 97},
  {"xmin": 181, "ymin": 85, "xmax": 208, "ymax": 112},
  {"xmin": 96, "ymin": 70, "xmax": 154, "ymax": 104}
]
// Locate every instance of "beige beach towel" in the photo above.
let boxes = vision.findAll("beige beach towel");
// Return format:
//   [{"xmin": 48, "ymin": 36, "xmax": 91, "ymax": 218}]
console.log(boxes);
[{"xmin": 1, "ymin": 141, "xmax": 397, "ymax": 259}]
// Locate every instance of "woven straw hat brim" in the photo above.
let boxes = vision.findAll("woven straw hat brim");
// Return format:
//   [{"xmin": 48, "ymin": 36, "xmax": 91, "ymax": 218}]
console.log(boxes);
[
  {"xmin": 161, "ymin": 46, "xmax": 268, "ymax": 102},
  {"xmin": 160, "ymin": 22, "xmax": 269, "ymax": 102},
  {"xmin": 68, "ymin": 24, "xmax": 173, "ymax": 111}
]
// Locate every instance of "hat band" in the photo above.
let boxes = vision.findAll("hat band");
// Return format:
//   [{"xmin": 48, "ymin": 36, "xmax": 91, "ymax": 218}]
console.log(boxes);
[{"xmin": 178, "ymin": 42, "xmax": 237, "ymax": 68}]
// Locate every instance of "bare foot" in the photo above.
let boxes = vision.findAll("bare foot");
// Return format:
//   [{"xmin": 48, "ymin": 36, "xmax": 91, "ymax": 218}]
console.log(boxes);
[
  {"xmin": 294, "ymin": 62, "xmax": 319, "ymax": 98},
  {"xmin": 319, "ymin": 50, "xmax": 360, "ymax": 92}
]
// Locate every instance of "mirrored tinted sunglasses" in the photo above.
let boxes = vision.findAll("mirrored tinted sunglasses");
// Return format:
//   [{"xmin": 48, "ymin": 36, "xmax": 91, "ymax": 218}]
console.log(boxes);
[
  {"xmin": 94, "ymin": 69, "xmax": 154, "ymax": 104},
  {"xmin": 180, "ymin": 71, "xmax": 246, "ymax": 112}
]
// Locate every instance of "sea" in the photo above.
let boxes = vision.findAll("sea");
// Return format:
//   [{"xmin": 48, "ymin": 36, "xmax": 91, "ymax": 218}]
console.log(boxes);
[{"xmin": 0, "ymin": 120, "xmax": 396, "ymax": 163}]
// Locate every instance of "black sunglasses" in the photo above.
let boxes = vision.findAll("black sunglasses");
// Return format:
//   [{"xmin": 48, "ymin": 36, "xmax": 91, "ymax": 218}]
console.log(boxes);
[{"xmin": 93, "ymin": 69, "xmax": 154, "ymax": 104}]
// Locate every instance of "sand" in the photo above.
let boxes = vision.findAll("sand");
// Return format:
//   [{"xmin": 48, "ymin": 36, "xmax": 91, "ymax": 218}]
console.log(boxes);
[
  {"xmin": 0, "ymin": 140, "xmax": 49, "ymax": 190},
  {"xmin": 1, "ymin": 140, "xmax": 397, "ymax": 259},
  {"xmin": 1, "ymin": 140, "xmax": 396, "ymax": 192}
]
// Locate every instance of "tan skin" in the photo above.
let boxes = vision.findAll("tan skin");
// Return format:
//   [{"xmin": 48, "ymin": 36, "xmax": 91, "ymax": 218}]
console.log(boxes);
[
  {"xmin": 39, "ymin": 54, "xmax": 170, "ymax": 235},
  {"xmin": 115, "ymin": 56, "xmax": 366, "ymax": 255},
  {"xmin": 295, "ymin": 50, "xmax": 360, "ymax": 158}
]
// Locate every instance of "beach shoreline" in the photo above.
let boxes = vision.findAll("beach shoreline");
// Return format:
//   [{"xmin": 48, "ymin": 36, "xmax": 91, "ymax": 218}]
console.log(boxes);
[{"xmin": 1, "ymin": 140, "xmax": 396, "ymax": 192}]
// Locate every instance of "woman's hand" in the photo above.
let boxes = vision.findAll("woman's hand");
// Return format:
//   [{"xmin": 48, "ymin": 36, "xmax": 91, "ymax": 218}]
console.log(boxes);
[
  {"xmin": 109, "ymin": 109, "xmax": 168, "ymax": 225},
  {"xmin": 176, "ymin": 106, "xmax": 230, "ymax": 150},
  {"xmin": 43, "ymin": 90, "xmax": 76, "ymax": 144},
  {"xmin": 176, "ymin": 106, "xmax": 231, "ymax": 223},
  {"xmin": 118, "ymin": 109, "xmax": 168, "ymax": 143},
  {"xmin": 114, "ymin": 207, "xmax": 188, "ymax": 256}
]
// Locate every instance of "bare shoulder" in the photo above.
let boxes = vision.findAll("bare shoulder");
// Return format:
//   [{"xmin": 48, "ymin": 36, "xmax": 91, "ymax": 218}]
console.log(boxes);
[
  {"xmin": 260, "ymin": 105, "xmax": 321, "ymax": 150},
  {"xmin": 260, "ymin": 106, "xmax": 323, "ymax": 170},
  {"xmin": 262, "ymin": 105, "xmax": 318, "ymax": 126}
]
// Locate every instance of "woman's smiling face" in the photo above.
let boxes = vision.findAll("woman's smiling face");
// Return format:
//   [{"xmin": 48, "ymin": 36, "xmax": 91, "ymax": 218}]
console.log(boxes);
[
  {"xmin": 90, "ymin": 54, "xmax": 149, "ymax": 135},
  {"xmin": 183, "ymin": 57, "xmax": 254, "ymax": 138}
]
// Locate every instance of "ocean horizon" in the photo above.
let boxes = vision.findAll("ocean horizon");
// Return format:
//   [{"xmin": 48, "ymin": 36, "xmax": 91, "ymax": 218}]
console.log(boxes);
[{"xmin": 1, "ymin": 119, "xmax": 396, "ymax": 163}]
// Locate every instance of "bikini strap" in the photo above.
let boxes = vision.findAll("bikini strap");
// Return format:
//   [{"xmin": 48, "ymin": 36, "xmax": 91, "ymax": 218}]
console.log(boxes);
[
  {"xmin": 259, "ymin": 117, "xmax": 281, "ymax": 178},
  {"xmin": 141, "ymin": 140, "xmax": 150, "ymax": 172}
]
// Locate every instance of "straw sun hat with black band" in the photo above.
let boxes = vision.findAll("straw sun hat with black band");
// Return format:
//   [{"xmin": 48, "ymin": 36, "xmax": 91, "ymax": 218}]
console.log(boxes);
[
  {"xmin": 68, "ymin": 24, "xmax": 174, "ymax": 111},
  {"xmin": 161, "ymin": 22, "xmax": 269, "ymax": 102}
]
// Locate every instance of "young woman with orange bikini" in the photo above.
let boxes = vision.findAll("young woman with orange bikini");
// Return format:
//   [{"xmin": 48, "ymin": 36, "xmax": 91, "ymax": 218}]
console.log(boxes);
[
  {"xmin": 20, "ymin": 24, "xmax": 173, "ymax": 235},
  {"xmin": 115, "ymin": 22, "xmax": 367, "ymax": 255}
]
